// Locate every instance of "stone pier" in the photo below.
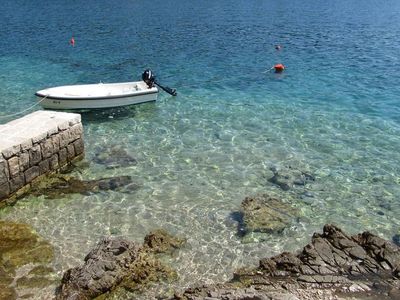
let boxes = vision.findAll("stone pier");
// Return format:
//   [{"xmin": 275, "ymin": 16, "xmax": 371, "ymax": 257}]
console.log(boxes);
[{"xmin": 0, "ymin": 111, "xmax": 84, "ymax": 205}]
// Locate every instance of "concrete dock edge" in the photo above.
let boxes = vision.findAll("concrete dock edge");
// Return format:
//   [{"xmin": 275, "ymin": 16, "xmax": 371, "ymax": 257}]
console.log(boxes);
[{"xmin": 0, "ymin": 111, "xmax": 84, "ymax": 205}]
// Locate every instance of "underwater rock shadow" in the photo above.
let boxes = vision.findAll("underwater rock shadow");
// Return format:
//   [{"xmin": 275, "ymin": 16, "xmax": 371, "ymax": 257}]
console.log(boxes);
[{"xmin": 229, "ymin": 211, "xmax": 246, "ymax": 237}]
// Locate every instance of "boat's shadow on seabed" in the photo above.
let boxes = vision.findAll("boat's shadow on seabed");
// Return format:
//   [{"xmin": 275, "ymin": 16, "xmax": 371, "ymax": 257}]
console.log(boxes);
[{"xmin": 66, "ymin": 102, "xmax": 158, "ymax": 124}]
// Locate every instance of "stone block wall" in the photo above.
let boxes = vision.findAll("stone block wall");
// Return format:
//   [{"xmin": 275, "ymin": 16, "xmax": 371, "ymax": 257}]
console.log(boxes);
[{"xmin": 0, "ymin": 111, "xmax": 84, "ymax": 203}]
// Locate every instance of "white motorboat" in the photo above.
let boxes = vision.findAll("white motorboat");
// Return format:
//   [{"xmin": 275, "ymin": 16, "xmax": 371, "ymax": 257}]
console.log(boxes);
[
  {"xmin": 35, "ymin": 81, "xmax": 158, "ymax": 110},
  {"xmin": 35, "ymin": 69, "xmax": 176, "ymax": 110}
]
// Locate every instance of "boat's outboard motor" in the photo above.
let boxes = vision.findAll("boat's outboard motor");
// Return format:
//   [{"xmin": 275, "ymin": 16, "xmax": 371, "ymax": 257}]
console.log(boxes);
[
  {"xmin": 142, "ymin": 69, "xmax": 155, "ymax": 88},
  {"xmin": 141, "ymin": 69, "xmax": 177, "ymax": 96}
]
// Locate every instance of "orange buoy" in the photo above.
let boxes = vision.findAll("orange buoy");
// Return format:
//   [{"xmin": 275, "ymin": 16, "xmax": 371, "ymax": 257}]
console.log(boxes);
[{"xmin": 274, "ymin": 63, "xmax": 285, "ymax": 73}]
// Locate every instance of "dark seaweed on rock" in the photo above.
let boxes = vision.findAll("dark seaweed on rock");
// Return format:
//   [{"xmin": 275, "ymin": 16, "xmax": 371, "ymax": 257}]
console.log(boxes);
[{"xmin": 30, "ymin": 174, "xmax": 139, "ymax": 198}]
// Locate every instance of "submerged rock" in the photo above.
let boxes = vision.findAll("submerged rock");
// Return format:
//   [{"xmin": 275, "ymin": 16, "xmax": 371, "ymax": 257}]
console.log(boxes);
[
  {"xmin": 144, "ymin": 229, "xmax": 186, "ymax": 254},
  {"xmin": 268, "ymin": 165, "xmax": 315, "ymax": 191},
  {"xmin": 0, "ymin": 221, "xmax": 54, "ymax": 269},
  {"xmin": 94, "ymin": 146, "xmax": 138, "ymax": 169},
  {"xmin": 30, "ymin": 174, "xmax": 139, "ymax": 198},
  {"xmin": 173, "ymin": 224, "xmax": 400, "ymax": 300},
  {"xmin": 0, "ymin": 266, "xmax": 16, "ymax": 300},
  {"xmin": 239, "ymin": 194, "xmax": 298, "ymax": 235},
  {"xmin": 0, "ymin": 221, "xmax": 56, "ymax": 299},
  {"xmin": 16, "ymin": 272, "xmax": 58, "ymax": 290}
]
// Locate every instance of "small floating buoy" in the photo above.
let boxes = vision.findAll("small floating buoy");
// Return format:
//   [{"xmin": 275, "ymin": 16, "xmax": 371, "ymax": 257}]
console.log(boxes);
[
  {"xmin": 275, "ymin": 44, "xmax": 282, "ymax": 51},
  {"xmin": 69, "ymin": 37, "xmax": 75, "ymax": 47},
  {"xmin": 274, "ymin": 63, "xmax": 285, "ymax": 73}
]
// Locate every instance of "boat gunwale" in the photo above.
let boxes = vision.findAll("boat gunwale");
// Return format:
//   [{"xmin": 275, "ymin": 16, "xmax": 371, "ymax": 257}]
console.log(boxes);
[{"xmin": 35, "ymin": 88, "xmax": 158, "ymax": 101}]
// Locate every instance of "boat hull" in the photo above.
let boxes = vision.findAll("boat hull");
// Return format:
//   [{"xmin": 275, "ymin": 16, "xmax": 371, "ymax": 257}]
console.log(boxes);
[{"xmin": 35, "ymin": 81, "xmax": 158, "ymax": 110}]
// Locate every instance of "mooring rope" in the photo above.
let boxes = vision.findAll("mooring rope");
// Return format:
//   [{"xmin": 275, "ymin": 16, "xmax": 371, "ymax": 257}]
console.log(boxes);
[
  {"xmin": 262, "ymin": 66, "xmax": 275, "ymax": 73},
  {"xmin": 0, "ymin": 95, "xmax": 48, "ymax": 120}
]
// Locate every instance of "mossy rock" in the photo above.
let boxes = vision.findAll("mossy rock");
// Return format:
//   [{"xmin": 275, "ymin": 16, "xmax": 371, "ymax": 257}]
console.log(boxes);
[
  {"xmin": 143, "ymin": 229, "xmax": 186, "ymax": 254},
  {"xmin": 0, "ymin": 283, "xmax": 16, "ymax": 300},
  {"xmin": 2, "ymin": 243, "xmax": 54, "ymax": 268},
  {"xmin": 240, "ymin": 194, "xmax": 298, "ymax": 234},
  {"xmin": 120, "ymin": 249, "xmax": 177, "ymax": 292},
  {"xmin": 0, "ymin": 261, "xmax": 15, "ymax": 281},
  {"xmin": 16, "ymin": 266, "xmax": 58, "ymax": 290},
  {"xmin": 0, "ymin": 221, "xmax": 54, "ymax": 269},
  {"xmin": 16, "ymin": 275, "xmax": 58, "ymax": 289},
  {"xmin": 30, "ymin": 174, "xmax": 137, "ymax": 198},
  {"xmin": 0, "ymin": 264, "xmax": 15, "ymax": 298},
  {"xmin": 0, "ymin": 221, "xmax": 39, "ymax": 252},
  {"xmin": 0, "ymin": 221, "xmax": 58, "ymax": 299},
  {"xmin": 28, "ymin": 266, "xmax": 55, "ymax": 277}
]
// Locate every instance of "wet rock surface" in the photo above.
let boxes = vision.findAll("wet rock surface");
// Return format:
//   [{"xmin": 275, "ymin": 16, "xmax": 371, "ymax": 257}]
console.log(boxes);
[
  {"xmin": 238, "ymin": 194, "xmax": 298, "ymax": 237},
  {"xmin": 57, "ymin": 237, "xmax": 141, "ymax": 300},
  {"xmin": 0, "ymin": 220, "xmax": 56, "ymax": 300},
  {"xmin": 29, "ymin": 174, "xmax": 140, "ymax": 198},
  {"xmin": 173, "ymin": 224, "xmax": 400, "ymax": 300},
  {"xmin": 57, "ymin": 230, "xmax": 184, "ymax": 300}
]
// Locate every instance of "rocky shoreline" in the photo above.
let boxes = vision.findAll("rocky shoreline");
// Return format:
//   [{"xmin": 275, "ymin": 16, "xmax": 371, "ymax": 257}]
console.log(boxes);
[
  {"xmin": 1, "ymin": 219, "xmax": 399, "ymax": 300},
  {"xmin": 173, "ymin": 224, "xmax": 400, "ymax": 300},
  {"xmin": 1, "ymin": 159, "xmax": 399, "ymax": 299}
]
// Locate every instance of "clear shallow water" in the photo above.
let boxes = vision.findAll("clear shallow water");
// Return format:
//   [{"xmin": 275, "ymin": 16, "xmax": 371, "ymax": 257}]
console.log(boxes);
[{"xmin": 1, "ymin": 0, "xmax": 400, "ymax": 298}]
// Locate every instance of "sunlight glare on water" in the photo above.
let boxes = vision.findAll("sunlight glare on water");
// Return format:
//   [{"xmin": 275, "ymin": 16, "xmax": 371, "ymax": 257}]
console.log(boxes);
[{"xmin": 1, "ymin": 0, "xmax": 400, "ymax": 298}]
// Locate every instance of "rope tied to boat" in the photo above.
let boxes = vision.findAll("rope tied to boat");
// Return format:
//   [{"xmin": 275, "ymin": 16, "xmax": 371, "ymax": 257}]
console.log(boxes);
[{"xmin": 0, "ymin": 95, "xmax": 48, "ymax": 120}]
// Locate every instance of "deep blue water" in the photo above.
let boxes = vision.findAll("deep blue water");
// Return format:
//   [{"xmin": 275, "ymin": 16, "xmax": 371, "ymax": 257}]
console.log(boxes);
[
  {"xmin": 1, "ymin": 0, "xmax": 400, "ymax": 298},
  {"xmin": 2, "ymin": 0, "xmax": 400, "ymax": 121}
]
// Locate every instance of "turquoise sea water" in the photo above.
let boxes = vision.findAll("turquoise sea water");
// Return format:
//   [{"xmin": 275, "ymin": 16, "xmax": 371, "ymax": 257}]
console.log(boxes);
[{"xmin": 1, "ymin": 0, "xmax": 400, "ymax": 298}]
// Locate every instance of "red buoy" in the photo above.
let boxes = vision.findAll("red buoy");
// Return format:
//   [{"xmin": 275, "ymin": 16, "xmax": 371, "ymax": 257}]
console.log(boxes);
[
  {"xmin": 274, "ymin": 63, "xmax": 285, "ymax": 73},
  {"xmin": 69, "ymin": 37, "xmax": 75, "ymax": 47}
]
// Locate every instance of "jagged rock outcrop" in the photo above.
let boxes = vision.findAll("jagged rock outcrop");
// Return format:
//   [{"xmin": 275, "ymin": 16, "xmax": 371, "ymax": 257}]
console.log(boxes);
[
  {"xmin": 57, "ymin": 237, "xmax": 141, "ymax": 300},
  {"xmin": 173, "ymin": 224, "xmax": 400, "ymax": 300},
  {"xmin": 57, "ymin": 230, "xmax": 185, "ymax": 300}
]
